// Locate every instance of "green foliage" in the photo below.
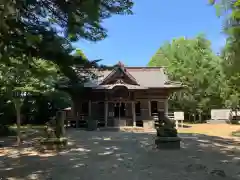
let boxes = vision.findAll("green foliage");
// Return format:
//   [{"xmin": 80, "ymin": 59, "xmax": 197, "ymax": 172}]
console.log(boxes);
[
  {"xmin": 73, "ymin": 49, "xmax": 88, "ymax": 60},
  {"xmin": 0, "ymin": 125, "xmax": 17, "ymax": 137},
  {"xmin": 232, "ymin": 130, "xmax": 240, "ymax": 137},
  {"xmin": 149, "ymin": 35, "xmax": 223, "ymax": 115},
  {"xmin": 210, "ymin": 0, "xmax": 240, "ymax": 109},
  {"xmin": 1, "ymin": 0, "xmax": 133, "ymax": 41},
  {"xmin": 0, "ymin": 56, "xmax": 72, "ymax": 125},
  {"xmin": 0, "ymin": 57, "xmax": 59, "ymax": 98},
  {"xmin": 220, "ymin": 39, "xmax": 240, "ymax": 108},
  {"xmin": 0, "ymin": 0, "xmax": 134, "ymax": 93},
  {"xmin": 0, "ymin": 0, "xmax": 133, "ymax": 64},
  {"xmin": 0, "ymin": 57, "xmax": 63, "ymax": 144},
  {"xmin": 23, "ymin": 91, "xmax": 71, "ymax": 125}
]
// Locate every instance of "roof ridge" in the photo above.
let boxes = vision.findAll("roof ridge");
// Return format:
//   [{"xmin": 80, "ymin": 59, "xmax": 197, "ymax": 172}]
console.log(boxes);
[
  {"xmin": 99, "ymin": 63, "xmax": 139, "ymax": 85},
  {"xmin": 126, "ymin": 66, "xmax": 163, "ymax": 69}
]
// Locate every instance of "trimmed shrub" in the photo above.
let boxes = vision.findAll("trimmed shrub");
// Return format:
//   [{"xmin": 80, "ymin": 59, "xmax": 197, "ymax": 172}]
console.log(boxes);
[{"xmin": 0, "ymin": 125, "xmax": 17, "ymax": 137}]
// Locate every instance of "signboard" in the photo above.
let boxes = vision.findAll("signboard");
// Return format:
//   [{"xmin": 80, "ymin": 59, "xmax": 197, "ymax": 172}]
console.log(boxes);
[
  {"xmin": 211, "ymin": 109, "xmax": 231, "ymax": 120},
  {"xmin": 174, "ymin": 111, "xmax": 184, "ymax": 121}
]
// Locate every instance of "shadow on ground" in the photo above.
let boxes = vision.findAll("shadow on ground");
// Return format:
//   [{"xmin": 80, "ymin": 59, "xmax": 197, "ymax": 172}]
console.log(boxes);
[{"xmin": 0, "ymin": 129, "xmax": 239, "ymax": 180}]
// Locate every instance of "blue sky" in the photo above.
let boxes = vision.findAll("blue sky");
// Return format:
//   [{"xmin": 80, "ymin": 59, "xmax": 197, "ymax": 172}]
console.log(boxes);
[{"xmin": 73, "ymin": 0, "xmax": 226, "ymax": 66}]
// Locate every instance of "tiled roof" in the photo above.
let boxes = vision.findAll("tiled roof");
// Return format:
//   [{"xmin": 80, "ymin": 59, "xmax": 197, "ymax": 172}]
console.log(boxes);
[
  {"xmin": 94, "ymin": 83, "xmax": 148, "ymax": 90},
  {"xmin": 84, "ymin": 66, "xmax": 183, "ymax": 89},
  {"xmin": 126, "ymin": 67, "xmax": 167, "ymax": 87}
]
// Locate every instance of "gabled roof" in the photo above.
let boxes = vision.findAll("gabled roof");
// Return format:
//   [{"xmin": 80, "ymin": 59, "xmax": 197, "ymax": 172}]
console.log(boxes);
[
  {"xmin": 100, "ymin": 61, "xmax": 139, "ymax": 86},
  {"xmin": 84, "ymin": 62, "xmax": 183, "ymax": 89}
]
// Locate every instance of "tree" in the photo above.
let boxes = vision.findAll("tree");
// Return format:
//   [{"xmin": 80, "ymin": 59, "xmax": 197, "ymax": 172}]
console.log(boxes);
[
  {"xmin": 148, "ymin": 35, "xmax": 223, "ymax": 121},
  {"xmin": 220, "ymin": 39, "xmax": 240, "ymax": 109},
  {"xmin": 0, "ymin": 0, "xmax": 133, "ymax": 64},
  {"xmin": 210, "ymin": 0, "xmax": 240, "ymax": 109},
  {"xmin": 1, "ymin": 2, "xmax": 133, "ymax": 116},
  {"xmin": 0, "ymin": 57, "xmax": 59, "ymax": 145}
]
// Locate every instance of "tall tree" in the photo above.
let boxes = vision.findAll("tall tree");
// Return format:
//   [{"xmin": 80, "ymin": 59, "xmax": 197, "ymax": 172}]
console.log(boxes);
[
  {"xmin": 220, "ymin": 39, "xmax": 240, "ymax": 109},
  {"xmin": 148, "ymin": 35, "xmax": 223, "ymax": 121},
  {"xmin": 0, "ymin": 57, "xmax": 60, "ymax": 144},
  {"xmin": 0, "ymin": 0, "xmax": 133, "ymax": 61},
  {"xmin": 210, "ymin": 0, "xmax": 240, "ymax": 109},
  {"xmin": 1, "ymin": 1, "xmax": 134, "ymax": 92}
]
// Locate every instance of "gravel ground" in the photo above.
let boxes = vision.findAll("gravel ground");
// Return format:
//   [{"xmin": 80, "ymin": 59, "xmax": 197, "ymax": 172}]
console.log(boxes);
[{"xmin": 0, "ymin": 130, "xmax": 240, "ymax": 180}]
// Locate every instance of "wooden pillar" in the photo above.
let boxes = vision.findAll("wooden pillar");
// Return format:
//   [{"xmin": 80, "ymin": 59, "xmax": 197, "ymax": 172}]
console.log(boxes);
[
  {"xmin": 148, "ymin": 100, "xmax": 151, "ymax": 117},
  {"xmin": 88, "ymin": 100, "xmax": 92, "ymax": 127},
  {"xmin": 104, "ymin": 101, "xmax": 108, "ymax": 127},
  {"xmin": 132, "ymin": 101, "xmax": 136, "ymax": 127},
  {"xmin": 165, "ymin": 99, "xmax": 169, "ymax": 117},
  {"xmin": 56, "ymin": 111, "xmax": 65, "ymax": 137},
  {"xmin": 88, "ymin": 100, "xmax": 92, "ymax": 117},
  {"xmin": 72, "ymin": 101, "xmax": 79, "ymax": 128},
  {"xmin": 61, "ymin": 111, "xmax": 66, "ymax": 136}
]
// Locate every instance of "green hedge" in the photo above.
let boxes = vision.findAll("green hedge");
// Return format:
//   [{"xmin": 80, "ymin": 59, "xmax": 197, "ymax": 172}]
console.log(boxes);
[
  {"xmin": 232, "ymin": 130, "xmax": 240, "ymax": 137},
  {"xmin": 0, "ymin": 125, "xmax": 17, "ymax": 137}
]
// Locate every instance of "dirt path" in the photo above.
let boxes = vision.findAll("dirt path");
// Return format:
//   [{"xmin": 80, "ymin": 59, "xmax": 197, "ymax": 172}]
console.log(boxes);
[
  {"xmin": 0, "ymin": 130, "xmax": 240, "ymax": 180},
  {"xmin": 178, "ymin": 124, "xmax": 240, "ymax": 138}
]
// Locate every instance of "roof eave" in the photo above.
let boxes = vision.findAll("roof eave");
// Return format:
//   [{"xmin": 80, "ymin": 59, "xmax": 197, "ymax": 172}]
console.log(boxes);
[
  {"xmin": 93, "ymin": 84, "xmax": 148, "ymax": 90},
  {"xmin": 148, "ymin": 85, "xmax": 185, "ymax": 89}
]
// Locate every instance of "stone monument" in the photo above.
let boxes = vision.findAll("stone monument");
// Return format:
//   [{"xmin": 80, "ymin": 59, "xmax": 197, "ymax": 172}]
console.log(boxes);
[{"xmin": 155, "ymin": 111, "xmax": 181, "ymax": 149}]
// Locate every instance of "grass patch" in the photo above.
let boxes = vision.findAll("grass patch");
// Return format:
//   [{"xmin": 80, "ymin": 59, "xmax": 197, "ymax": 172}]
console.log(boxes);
[
  {"xmin": 232, "ymin": 130, "xmax": 240, "ymax": 137},
  {"xmin": 10, "ymin": 124, "xmax": 45, "ymax": 136},
  {"xmin": 3, "ymin": 124, "xmax": 46, "ymax": 139},
  {"xmin": 10, "ymin": 124, "xmax": 45, "ymax": 130}
]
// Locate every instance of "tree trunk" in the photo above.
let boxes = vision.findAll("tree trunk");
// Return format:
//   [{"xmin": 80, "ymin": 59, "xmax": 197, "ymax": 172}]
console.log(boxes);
[
  {"xmin": 14, "ymin": 100, "xmax": 22, "ymax": 146},
  {"xmin": 61, "ymin": 111, "xmax": 66, "ymax": 136},
  {"xmin": 193, "ymin": 113, "xmax": 196, "ymax": 123},
  {"xmin": 199, "ymin": 112, "xmax": 202, "ymax": 123},
  {"xmin": 55, "ymin": 111, "xmax": 66, "ymax": 138}
]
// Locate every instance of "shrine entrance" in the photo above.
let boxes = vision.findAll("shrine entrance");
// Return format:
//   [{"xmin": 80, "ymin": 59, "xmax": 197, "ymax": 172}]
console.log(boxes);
[
  {"xmin": 114, "ymin": 102, "xmax": 126, "ymax": 118},
  {"xmin": 109, "ymin": 101, "xmax": 133, "ymax": 127}
]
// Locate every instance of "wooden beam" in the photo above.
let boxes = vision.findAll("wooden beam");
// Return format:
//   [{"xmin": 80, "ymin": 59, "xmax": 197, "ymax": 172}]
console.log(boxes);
[
  {"xmin": 104, "ymin": 102, "xmax": 108, "ymax": 127},
  {"xmin": 148, "ymin": 100, "xmax": 151, "ymax": 117},
  {"xmin": 165, "ymin": 99, "xmax": 168, "ymax": 116},
  {"xmin": 88, "ymin": 100, "xmax": 92, "ymax": 117},
  {"xmin": 132, "ymin": 102, "xmax": 136, "ymax": 127}
]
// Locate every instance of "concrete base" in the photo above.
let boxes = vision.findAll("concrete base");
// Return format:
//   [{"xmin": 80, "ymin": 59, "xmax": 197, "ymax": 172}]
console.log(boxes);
[
  {"xmin": 207, "ymin": 119, "xmax": 228, "ymax": 124},
  {"xmin": 143, "ymin": 120, "xmax": 155, "ymax": 129},
  {"xmin": 155, "ymin": 137, "xmax": 181, "ymax": 150},
  {"xmin": 87, "ymin": 120, "xmax": 98, "ymax": 131}
]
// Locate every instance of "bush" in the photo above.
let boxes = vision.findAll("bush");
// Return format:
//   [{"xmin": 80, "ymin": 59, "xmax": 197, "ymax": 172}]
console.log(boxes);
[
  {"xmin": 0, "ymin": 125, "xmax": 17, "ymax": 137},
  {"xmin": 232, "ymin": 130, "xmax": 240, "ymax": 137}
]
